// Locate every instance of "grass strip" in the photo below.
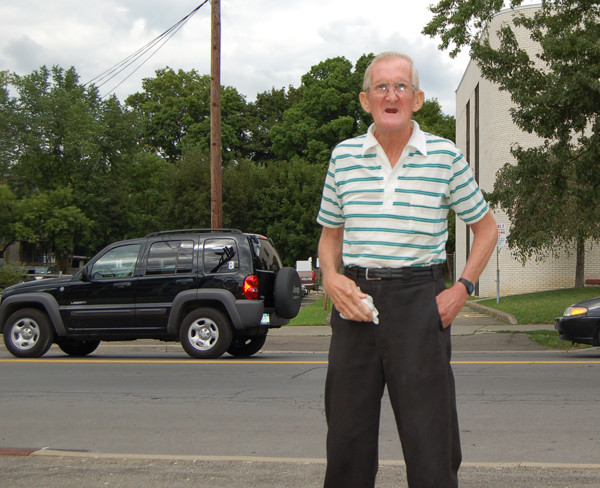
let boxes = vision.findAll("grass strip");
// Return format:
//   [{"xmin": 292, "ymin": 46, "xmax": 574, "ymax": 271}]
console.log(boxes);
[
  {"xmin": 288, "ymin": 296, "xmax": 332, "ymax": 326},
  {"xmin": 476, "ymin": 286, "xmax": 600, "ymax": 324},
  {"xmin": 495, "ymin": 330, "xmax": 592, "ymax": 350}
]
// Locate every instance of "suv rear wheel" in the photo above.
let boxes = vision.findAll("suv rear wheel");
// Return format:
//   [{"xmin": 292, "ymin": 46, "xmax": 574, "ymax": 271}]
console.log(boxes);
[
  {"xmin": 227, "ymin": 333, "xmax": 267, "ymax": 357},
  {"xmin": 58, "ymin": 340, "xmax": 101, "ymax": 357},
  {"xmin": 180, "ymin": 308, "xmax": 233, "ymax": 359},
  {"xmin": 3, "ymin": 308, "xmax": 54, "ymax": 358}
]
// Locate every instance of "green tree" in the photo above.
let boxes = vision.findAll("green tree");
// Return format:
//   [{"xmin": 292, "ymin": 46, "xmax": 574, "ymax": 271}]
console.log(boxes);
[
  {"xmin": 271, "ymin": 55, "xmax": 374, "ymax": 164},
  {"xmin": 126, "ymin": 68, "xmax": 251, "ymax": 164},
  {"xmin": 7, "ymin": 65, "xmax": 152, "ymax": 258},
  {"xmin": 245, "ymin": 86, "xmax": 302, "ymax": 162},
  {"xmin": 413, "ymin": 98, "xmax": 456, "ymax": 142},
  {"xmin": 254, "ymin": 160, "xmax": 325, "ymax": 265},
  {"xmin": 12, "ymin": 188, "xmax": 93, "ymax": 270},
  {"xmin": 159, "ymin": 146, "xmax": 212, "ymax": 229},
  {"xmin": 0, "ymin": 185, "xmax": 17, "ymax": 255},
  {"xmin": 10, "ymin": 66, "xmax": 110, "ymax": 194},
  {"xmin": 0, "ymin": 71, "xmax": 18, "ymax": 176},
  {"xmin": 270, "ymin": 55, "xmax": 456, "ymax": 164},
  {"xmin": 423, "ymin": 0, "xmax": 600, "ymax": 286}
]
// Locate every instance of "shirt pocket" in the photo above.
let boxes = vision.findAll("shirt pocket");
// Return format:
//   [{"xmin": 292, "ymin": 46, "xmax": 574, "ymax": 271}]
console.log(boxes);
[{"xmin": 409, "ymin": 194, "xmax": 444, "ymax": 233}]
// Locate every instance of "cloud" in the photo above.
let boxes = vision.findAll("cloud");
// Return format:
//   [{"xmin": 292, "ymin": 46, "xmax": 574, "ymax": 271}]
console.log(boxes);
[
  {"xmin": 3, "ymin": 35, "xmax": 46, "ymax": 73},
  {"xmin": 0, "ymin": 0, "xmax": 469, "ymax": 115}
]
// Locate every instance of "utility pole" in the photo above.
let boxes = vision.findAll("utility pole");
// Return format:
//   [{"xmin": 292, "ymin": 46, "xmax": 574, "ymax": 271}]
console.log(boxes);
[{"xmin": 210, "ymin": 0, "xmax": 222, "ymax": 229}]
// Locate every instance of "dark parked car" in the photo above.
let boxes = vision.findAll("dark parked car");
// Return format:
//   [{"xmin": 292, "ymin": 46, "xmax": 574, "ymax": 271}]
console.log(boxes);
[
  {"xmin": 555, "ymin": 296, "xmax": 600, "ymax": 346},
  {"xmin": 1, "ymin": 229, "xmax": 302, "ymax": 359},
  {"xmin": 26, "ymin": 265, "xmax": 59, "ymax": 279}
]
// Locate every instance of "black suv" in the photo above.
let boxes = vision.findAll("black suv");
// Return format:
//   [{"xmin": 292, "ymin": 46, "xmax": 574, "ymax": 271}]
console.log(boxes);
[{"xmin": 0, "ymin": 229, "xmax": 302, "ymax": 359}]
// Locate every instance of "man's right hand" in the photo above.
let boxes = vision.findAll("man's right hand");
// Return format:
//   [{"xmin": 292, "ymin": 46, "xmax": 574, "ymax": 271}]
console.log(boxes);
[{"xmin": 323, "ymin": 272, "xmax": 373, "ymax": 322}]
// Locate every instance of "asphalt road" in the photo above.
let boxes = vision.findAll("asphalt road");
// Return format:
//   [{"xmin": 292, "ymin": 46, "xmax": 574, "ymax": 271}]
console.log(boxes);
[{"xmin": 1, "ymin": 311, "xmax": 600, "ymax": 487}]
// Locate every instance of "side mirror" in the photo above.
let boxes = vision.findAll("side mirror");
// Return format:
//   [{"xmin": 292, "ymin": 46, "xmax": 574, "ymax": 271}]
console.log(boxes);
[{"xmin": 81, "ymin": 266, "xmax": 90, "ymax": 282}]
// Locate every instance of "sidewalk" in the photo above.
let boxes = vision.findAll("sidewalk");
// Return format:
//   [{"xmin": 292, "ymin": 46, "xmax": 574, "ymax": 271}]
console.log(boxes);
[{"xmin": 270, "ymin": 323, "xmax": 555, "ymax": 337}]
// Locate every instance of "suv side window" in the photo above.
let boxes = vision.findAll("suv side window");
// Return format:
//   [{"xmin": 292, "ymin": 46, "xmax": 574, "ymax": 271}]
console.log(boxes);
[
  {"xmin": 90, "ymin": 244, "xmax": 141, "ymax": 279},
  {"xmin": 204, "ymin": 239, "xmax": 239, "ymax": 274},
  {"xmin": 145, "ymin": 240, "xmax": 194, "ymax": 275}
]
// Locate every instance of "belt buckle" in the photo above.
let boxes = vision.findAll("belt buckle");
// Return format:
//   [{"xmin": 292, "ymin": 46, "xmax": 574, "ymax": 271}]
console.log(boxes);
[{"xmin": 365, "ymin": 268, "xmax": 381, "ymax": 280}]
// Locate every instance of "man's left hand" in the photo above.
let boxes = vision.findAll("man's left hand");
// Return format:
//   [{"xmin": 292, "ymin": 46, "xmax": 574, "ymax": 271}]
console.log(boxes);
[{"xmin": 436, "ymin": 283, "xmax": 470, "ymax": 328}]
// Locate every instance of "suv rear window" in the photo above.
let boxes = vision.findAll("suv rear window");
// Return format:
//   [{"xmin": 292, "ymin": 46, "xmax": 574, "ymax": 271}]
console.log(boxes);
[{"xmin": 249, "ymin": 236, "xmax": 282, "ymax": 272}]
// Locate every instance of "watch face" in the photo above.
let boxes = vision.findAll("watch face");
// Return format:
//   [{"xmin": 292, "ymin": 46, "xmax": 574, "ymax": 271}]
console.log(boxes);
[{"xmin": 460, "ymin": 278, "xmax": 474, "ymax": 294}]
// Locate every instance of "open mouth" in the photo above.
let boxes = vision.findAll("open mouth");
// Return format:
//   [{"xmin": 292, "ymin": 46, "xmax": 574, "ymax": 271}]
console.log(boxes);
[{"xmin": 385, "ymin": 108, "xmax": 398, "ymax": 113}]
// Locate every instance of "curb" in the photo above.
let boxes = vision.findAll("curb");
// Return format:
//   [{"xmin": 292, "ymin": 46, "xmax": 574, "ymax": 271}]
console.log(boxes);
[
  {"xmin": 466, "ymin": 301, "xmax": 518, "ymax": 325},
  {"xmin": 8, "ymin": 449, "xmax": 600, "ymax": 470}
]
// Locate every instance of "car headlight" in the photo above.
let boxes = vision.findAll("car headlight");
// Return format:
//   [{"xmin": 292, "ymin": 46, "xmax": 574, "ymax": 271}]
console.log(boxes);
[{"xmin": 563, "ymin": 306, "xmax": 588, "ymax": 317}]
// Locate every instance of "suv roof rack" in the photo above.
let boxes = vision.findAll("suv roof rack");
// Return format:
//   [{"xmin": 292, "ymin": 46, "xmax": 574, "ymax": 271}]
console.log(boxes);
[{"xmin": 144, "ymin": 229, "xmax": 243, "ymax": 238}]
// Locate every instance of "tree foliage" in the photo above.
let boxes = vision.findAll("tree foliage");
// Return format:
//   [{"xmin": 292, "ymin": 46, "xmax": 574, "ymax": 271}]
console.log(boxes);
[
  {"xmin": 271, "ymin": 55, "xmax": 374, "ymax": 164},
  {"xmin": 413, "ymin": 98, "xmax": 456, "ymax": 142},
  {"xmin": 126, "ymin": 68, "xmax": 251, "ymax": 164},
  {"xmin": 12, "ymin": 188, "xmax": 93, "ymax": 270},
  {"xmin": 1, "ymin": 56, "xmax": 455, "ymax": 268},
  {"xmin": 424, "ymin": 0, "xmax": 600, "ymax": 286}
]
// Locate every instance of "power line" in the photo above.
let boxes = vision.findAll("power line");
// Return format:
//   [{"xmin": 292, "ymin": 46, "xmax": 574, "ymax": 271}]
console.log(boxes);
[{"xmin": 85, "ymin": 1, "xmax": 209, "ymax": 98}]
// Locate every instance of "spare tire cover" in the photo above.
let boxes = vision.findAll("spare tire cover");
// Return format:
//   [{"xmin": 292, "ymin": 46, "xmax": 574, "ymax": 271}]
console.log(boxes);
[{"xmin": 274, "ymin": 267, "xmax": 302, "ymax": 319}]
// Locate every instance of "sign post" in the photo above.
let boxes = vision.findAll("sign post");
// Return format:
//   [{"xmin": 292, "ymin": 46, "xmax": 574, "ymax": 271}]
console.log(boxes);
[{"xmin": 496, "ymin": 224, "xmax": 507, "ymax": 303}]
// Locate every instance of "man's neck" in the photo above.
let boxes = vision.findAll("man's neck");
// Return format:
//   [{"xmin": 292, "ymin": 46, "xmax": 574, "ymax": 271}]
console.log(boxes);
[{"xmin": 373, "ymin": 125, "xmax": 413, "ymax": 168}]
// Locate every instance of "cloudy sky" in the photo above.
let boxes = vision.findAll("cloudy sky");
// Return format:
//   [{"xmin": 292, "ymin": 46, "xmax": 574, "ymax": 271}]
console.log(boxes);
[{"xmin": 1, "ymin": 0, "xmax": 473, "ymax": 116}]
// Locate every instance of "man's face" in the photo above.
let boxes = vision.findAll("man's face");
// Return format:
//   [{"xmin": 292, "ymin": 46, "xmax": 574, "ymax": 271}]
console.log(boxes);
[{"xmin": 359, "ymin": 58, "xmax": 424, "ymax": 136}]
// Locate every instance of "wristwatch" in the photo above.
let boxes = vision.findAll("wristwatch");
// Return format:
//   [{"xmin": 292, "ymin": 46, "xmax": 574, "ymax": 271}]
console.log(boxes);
[{"xmin": 458, "ymin": 277, "xmax": 475, "ymax": 295}]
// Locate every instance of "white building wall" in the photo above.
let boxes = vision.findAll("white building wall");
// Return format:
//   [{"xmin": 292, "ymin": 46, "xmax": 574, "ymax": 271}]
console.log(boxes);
[{"xmin": 455, "ymin": 5, "xmax": 600, "ymax": 297}]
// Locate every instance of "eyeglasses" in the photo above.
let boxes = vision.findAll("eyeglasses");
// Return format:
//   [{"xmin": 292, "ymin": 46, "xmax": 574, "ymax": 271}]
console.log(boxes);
[{"xmin": 367, "ymin": 82, "xmax": 414, "ymax": 98}]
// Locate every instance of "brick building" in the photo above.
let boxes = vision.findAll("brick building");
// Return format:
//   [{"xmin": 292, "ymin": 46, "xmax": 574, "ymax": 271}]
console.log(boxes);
[{"xmin": 455, "ymin": 3, "xmax": 600, "ymax": 297}]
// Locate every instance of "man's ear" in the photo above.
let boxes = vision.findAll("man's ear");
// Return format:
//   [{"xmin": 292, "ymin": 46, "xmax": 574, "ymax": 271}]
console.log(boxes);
[
  {"xmin": 412, "ymin": 90, "xmax": 425, "ymax": 113},
  {"xmin": 359, "ymin": 91, "xmax": 371, "ymax": 113}
]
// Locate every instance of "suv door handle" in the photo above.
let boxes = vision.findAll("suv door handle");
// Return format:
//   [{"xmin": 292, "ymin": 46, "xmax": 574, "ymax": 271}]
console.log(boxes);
[
  {"xmin": 175, "ymin": 279, "xmax": 193, "ymax": 285},
  {"xmin": 113, "ymin": 282, "xmax": 132, "ymax": 288}
]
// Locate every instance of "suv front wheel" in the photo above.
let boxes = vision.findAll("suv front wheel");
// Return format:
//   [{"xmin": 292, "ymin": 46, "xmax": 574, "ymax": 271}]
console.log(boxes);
[
  {"xmin": 179, "ymin": 308, "xmax": 233, "ymax": 359},
  {"xmin": 3, "ymin": 308, "xmax": 54, "ymax": 358}
]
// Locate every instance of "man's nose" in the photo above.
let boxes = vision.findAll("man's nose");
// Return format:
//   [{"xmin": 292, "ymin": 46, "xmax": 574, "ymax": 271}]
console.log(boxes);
[{"xmin": 385, "ymin": 84, "xmax": 400, "ymax": 100}]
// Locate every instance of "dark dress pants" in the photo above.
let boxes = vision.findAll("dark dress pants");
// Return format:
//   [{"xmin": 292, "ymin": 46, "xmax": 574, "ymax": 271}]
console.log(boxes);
[{"xmin": 323, "ymin": 272, "xmax": 462, "ymax": 488}]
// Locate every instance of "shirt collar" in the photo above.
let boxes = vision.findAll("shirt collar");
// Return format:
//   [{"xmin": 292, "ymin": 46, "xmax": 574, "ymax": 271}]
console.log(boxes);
[{"xmin": 361, "ymin": 120, "xmax": 428, "ymax": 157}]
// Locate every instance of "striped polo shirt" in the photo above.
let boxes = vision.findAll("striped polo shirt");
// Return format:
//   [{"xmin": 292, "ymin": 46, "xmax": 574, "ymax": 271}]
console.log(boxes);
[{"xmin": 317, "ymin": 121, "xmax": 489, "ymax": 268}]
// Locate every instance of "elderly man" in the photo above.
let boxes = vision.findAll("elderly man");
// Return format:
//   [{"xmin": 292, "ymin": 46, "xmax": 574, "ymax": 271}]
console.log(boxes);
[{"xmin": 317, "ymin": 51, "xmax": 498, "ymax": 488}]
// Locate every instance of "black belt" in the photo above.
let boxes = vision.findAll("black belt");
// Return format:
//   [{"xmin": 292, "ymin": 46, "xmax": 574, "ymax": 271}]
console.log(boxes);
[{"xmin": 343, "ymin": 264, "xmax": 444, "ymax": 281}]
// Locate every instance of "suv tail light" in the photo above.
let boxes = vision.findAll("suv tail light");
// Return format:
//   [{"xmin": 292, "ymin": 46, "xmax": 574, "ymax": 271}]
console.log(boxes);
[{"xmin": 243, "ymin": 275, "xmax": 259, "ymax": 299}]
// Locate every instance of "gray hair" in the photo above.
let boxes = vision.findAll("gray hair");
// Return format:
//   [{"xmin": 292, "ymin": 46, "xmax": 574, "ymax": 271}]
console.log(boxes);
[{"xmin": 362, "ymin": 52, "xmax": 420, "ymax": 92}]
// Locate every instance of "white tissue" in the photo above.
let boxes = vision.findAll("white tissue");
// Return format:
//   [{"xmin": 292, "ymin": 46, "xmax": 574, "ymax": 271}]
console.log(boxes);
[{"xmin": 340, "ymin": 294, "xmax": 379, "ymax": 324}]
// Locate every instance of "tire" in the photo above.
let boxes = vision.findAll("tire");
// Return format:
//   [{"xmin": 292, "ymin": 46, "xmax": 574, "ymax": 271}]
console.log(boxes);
[
  {"xmin": 57, "ymin": 340, "xmax": 101, "ymax": 357},
  {"xmin": 227, "ymin": 333, "xmax": 267, "ymax": 357},
  {"xmin": 179, "ymin": 308, "xmax": 233, "ymax": 359},
  {"xmin": 274, "ymin": 267, "xmax": 302, "ymax": 319},
  {"xmin": 3, "ymin": 308, "xmax": 54, "ymax": 358}
]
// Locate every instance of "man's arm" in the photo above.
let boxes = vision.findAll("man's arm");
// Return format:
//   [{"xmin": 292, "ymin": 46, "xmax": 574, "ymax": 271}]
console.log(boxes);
[
  {"xmin": 436, "ymin": 210, "xmax": 498, "ymax": 327},
  {"xmin": 319, "ymin": 226, "xmax": 372, "ymax": 322}
]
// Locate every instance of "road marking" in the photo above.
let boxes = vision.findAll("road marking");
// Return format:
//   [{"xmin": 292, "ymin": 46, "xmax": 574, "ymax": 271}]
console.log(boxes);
[
  {"xmin": 0, "ymin": 359, "xmax": 329, "ymax": 364},
  {"xmin": 1, "ymin": 359, "xmax": 600, "ymax": 365}
]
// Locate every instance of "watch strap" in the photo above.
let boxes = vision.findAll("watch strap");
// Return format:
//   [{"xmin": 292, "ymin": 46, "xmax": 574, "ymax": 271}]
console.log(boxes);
[{"xmin": 458, "ymin": 277, "xmax": 474, "ymax": 295}]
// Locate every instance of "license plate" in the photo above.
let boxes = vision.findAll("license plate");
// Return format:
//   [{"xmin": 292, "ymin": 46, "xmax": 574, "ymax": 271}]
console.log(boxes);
[{"xmin": 260, "ymin": 313, "xmax": 270, "ymax": 325}]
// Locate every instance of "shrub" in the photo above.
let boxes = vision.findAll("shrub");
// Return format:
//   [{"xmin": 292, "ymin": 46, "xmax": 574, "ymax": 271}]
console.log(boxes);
[{"xmin": 0, "ymin": 262, "xmax": 26, "ymax": 289}]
